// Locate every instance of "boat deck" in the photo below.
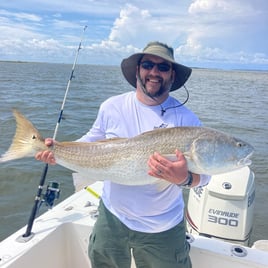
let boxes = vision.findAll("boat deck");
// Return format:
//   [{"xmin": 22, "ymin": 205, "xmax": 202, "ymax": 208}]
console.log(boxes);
[{"xmin": 0, "ymin": 182, "xmax": 267, "ymax": 268}]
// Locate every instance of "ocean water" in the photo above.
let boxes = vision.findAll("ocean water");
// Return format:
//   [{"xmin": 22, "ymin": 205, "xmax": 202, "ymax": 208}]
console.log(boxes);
[{"xmin": 0, "ymin": 62, "xmax": 267, "ymax": 243}]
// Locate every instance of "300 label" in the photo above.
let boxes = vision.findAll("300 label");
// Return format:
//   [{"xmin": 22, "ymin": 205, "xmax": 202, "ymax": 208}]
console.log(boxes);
[{"xmin": 208, "ymin": 215, "xmax": 239, "ymax": 227}]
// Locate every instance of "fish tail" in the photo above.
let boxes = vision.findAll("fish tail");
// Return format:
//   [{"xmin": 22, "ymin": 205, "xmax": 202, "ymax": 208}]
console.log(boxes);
[{"xmin": 0, "ymin": 110, "xmax": 45, "ymax": 163}]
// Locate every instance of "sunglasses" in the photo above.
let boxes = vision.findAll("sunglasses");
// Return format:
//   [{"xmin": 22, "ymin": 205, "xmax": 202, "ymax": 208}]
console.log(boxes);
[{"xmin": 140, "ymin": 61, "xmax": 172, "ymax": 72}]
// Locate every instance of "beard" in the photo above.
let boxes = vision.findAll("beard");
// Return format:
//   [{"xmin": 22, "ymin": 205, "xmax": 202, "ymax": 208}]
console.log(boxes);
[{"xmin": 142, "ymin": 75, "xmax": 172, "ymax": 98}]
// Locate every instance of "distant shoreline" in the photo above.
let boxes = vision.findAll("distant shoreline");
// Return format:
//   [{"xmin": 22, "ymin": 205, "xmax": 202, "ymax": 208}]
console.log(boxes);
[
  {"xmin": 0, "ymin": 60, "xmax": 267, "ymax": 72},
  {"xmin": 0, "ymin": 60, "xmax": 42, "ymax": 64}
]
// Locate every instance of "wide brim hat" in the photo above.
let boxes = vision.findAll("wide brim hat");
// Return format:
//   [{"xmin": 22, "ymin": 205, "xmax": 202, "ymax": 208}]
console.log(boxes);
[{"xmin": 121, "ymin": 42, "xmax": 192, "ymax": 91}]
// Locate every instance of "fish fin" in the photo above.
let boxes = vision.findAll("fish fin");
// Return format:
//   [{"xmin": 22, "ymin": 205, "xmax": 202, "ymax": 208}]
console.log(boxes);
[
  {"xmin": 0, "ymin": 110, "xmax": 44, "ymax": 163},
  {"xmin": 183, "ymin": 151, "xmax": 196, "ymax": 171},
  {"xmin": 183, "ymin": 151, "xmax": 192, "ymax": 160},
  {"xmin": 183, "ymin": 151, "xmax": 207, "ymax": 174},
  {"xmin": 163, "ymin": 153, "xmax": 206, "ymax": 174},
  {"xmin": 72, "ymin": 172, "xmax": 97, "ymax": 192}
]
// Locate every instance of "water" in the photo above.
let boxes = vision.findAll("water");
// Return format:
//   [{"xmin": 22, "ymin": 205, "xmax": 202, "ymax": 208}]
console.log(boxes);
[{"xmin": 0, "ymin": 62, "xmax": 267, "ymax": 243}]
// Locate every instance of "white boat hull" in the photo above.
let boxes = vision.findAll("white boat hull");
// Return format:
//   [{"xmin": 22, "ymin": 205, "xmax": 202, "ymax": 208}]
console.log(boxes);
[{"xmin": 0, "ymin": 182, "xmax": 267, "ymax": 268}]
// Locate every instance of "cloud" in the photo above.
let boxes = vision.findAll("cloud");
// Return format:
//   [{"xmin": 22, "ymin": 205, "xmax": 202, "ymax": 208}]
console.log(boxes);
[
  {"xmin": 174, "ymin": 0, "xmax": 268, "ymax": 68},
  {"xmin": 109, "ymin": 5, "xmax": 151, "ymax": 44},
  {"xmin": 0, "ymin": 1, "xmax": 267, "ymax": 69},
  {"xmin": 88, "ymin": 4, "xmax": 190, "ymax": 53},
  {"xmin": 188, "ymin": 0, "xmax": 265, "ymax": 17},
  {"xmin": 89, "ymin": 2, "xmax": 268, "ymax": 68},
  {"xmin": 79, "ymin": 4, "xmax": 198, "ymax": 66},
  {"xmin": 0, "ymin": 9, "xmax": 42, "ymax": 22},
  {"xmin": 176, "ymin": 37, "xmax": 268, "ymax": 68}
]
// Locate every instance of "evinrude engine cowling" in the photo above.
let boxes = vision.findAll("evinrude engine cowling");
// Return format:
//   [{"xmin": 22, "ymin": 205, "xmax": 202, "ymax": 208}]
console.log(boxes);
[{"xmin": 186, "ymin": 166, "xmax": 255, "ymax": 246}]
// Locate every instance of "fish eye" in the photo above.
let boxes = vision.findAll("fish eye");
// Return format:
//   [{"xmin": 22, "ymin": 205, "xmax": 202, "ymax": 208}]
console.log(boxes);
[
  {"xmin": 32, "ymin": 135, "xmax": 36, "ymax": 140},
  {"xmin": 236, "ymin": 142, "xmax": 243, "ymax": 147}
]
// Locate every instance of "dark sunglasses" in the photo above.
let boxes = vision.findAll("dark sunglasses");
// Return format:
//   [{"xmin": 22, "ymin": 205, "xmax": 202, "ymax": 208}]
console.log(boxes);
[{"xmin": 140, "ymin": 61, "xmax": 172, "ymax": 72}]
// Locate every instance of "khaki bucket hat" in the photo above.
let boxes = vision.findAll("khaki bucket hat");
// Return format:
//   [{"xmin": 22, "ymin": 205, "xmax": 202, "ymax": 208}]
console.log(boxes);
[{"xmin": 121, "ymin": 41, "xmax": 192, "ymax": 91}]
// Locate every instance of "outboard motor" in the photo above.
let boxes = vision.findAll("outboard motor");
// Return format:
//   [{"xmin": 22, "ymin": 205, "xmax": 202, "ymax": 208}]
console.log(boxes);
[{"xmin": 186, "ymin": 166, "xmax": 255, "ymax": 246}]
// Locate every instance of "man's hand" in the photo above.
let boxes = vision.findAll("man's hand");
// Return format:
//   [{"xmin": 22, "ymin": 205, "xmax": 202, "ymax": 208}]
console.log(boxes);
[
  {"xmin": 35, "ymin": 138, "xmax": 56, "ymax": 165},
  {"xmin": 147, "ymin": 149, "xmax": 188, "ymax": 184}
]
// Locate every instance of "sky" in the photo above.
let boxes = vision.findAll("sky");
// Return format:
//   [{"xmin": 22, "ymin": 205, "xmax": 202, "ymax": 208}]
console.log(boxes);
[{"xmin": 0, "ymin": 0, "xmax": 267, "ymax": 70}]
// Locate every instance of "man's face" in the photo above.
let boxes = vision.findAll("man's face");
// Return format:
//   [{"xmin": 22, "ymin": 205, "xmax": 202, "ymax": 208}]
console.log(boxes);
[{"xmin": 137, "ymin": 55, "xmax": 175, "ymax": 98}]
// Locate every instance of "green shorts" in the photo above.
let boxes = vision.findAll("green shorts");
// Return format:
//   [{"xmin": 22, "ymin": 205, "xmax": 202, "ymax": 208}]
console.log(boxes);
[{"xmin": 88, "ymin": 200, "xmax": 192, "ymax": 268}]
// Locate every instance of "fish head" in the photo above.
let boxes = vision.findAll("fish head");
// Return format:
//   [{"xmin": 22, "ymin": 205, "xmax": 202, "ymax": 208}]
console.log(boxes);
[
  {"xmin": 234, "ymin": 139, "xmax": 254, "ymax": 167},
  {"xmin": 189, "ymin": 130, "xmax": 254, "ymax": 175},
  {"xmin": 225, "ymin": 137, "xmax": 254, "ymax": 168}
]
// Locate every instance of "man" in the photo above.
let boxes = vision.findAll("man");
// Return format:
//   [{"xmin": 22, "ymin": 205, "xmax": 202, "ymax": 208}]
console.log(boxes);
[{"xmin": 36, "ymin": 41, "xmax": 210, "ymax": 268}]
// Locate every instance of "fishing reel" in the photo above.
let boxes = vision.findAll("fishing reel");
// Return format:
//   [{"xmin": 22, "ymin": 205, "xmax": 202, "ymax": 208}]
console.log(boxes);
[{"xmin": 41, "ymin": 181, "xmax": 61, "ymax": 209}]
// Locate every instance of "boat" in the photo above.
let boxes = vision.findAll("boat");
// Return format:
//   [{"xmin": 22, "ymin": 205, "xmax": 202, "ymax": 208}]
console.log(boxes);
[{"xmin": 0, "ymin": 167, "xmax": 267, "ymax": 268}]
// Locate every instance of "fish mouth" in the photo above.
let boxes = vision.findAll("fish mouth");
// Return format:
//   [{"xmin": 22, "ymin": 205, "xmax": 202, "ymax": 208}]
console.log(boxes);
[{"xmin": 237, "ymin": 152, "xmax": 253, "ymax": 166}]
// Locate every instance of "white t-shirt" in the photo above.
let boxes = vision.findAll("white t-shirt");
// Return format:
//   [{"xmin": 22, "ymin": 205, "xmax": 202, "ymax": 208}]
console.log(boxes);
[{"xmin": 78, "ymin": 91, "xmax": 209, "ymax": 233}]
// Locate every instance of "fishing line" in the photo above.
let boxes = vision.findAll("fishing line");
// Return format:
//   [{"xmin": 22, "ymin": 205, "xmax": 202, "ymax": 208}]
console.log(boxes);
[
  {"xmin": 53, "ymin": 25, "xmax": 87, "ymax": 139},
  {"xmin": 21, "ymin": 25, "xmax": 88, "ymax": 240}
]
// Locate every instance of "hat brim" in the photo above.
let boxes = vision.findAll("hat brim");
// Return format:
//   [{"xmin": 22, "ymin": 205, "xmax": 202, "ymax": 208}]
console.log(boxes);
[{"xmin": 121, "ymin": 52, "xmax": 192, "ymax": 91}]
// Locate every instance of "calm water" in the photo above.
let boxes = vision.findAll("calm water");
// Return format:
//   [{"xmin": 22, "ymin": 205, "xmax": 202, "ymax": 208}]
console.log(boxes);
[{"xmin": 0, "ymin": 62, "xmax": 267, "ymax": 243}]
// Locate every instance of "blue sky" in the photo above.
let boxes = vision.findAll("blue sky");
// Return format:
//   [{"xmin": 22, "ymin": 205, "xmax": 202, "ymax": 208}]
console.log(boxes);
[{"xmin": 0, "ymin": 0, "xmax": 267, "ymax": 70}]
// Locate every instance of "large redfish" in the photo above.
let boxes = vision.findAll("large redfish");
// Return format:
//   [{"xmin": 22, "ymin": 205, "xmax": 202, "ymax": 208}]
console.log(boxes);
[{"xmin": 0, "ymin": 110, "xmax": 254, "ymax": 185}]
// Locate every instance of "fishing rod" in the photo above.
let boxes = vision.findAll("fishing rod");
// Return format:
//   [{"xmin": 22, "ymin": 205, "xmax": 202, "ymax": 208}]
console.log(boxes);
[{"xmin": 19, "ymin": 25, "xmax": 88, "ymax": 241}]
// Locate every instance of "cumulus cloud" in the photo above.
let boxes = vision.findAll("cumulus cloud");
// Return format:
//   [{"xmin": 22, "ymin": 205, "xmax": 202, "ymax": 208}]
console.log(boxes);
[
  {"xmin": 109, "ymin": 4, "xmax": 151, "ymax": 44},
  {"xmin": 87, "ymin": 4, "xmax": 189, "ymax": 57},
  {"xmin": 82, "ymin": 4, "xmax": 183, "ymax": 64},
  {"xmin": 104, "ymin": 4, "xmax": 186, "ymax": 48},
  {"xmin": 174, "ymin": 0, "xmax": 268, "ymax": 67}
]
